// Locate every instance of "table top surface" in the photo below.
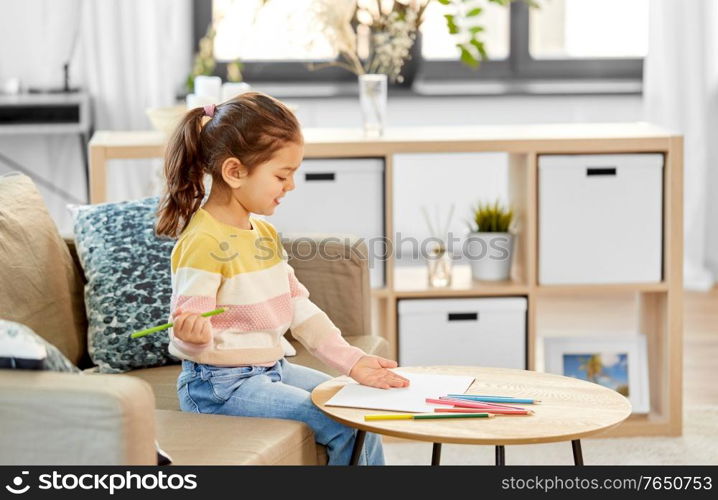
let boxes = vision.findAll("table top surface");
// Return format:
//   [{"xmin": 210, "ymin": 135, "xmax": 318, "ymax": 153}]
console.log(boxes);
[{"xmin": 311, "ymin": 366, "xmax": 632, "ymax": 445}]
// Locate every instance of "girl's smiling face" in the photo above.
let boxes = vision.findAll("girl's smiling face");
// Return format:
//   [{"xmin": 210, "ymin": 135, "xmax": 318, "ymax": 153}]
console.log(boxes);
[{"xmin": 234, "ymin": 141, "xmax": 303, "ymax": 216}]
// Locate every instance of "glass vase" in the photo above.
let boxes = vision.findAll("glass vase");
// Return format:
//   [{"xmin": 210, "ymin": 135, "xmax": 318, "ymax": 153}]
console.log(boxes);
[
  {"xmin": 359, "ymin": 73, "xmax": 387, "ymax": 137},
  {"xmin": 427, "ymin": 245, "xmax": 452, "ymax": 288}
]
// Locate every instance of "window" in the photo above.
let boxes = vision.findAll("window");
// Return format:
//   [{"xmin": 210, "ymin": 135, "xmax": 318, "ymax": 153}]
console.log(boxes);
[
  {"xmin": 194, "ymin": 0, "xmax": 646, "ymax": 90},
  {"xmin": 420, "ymin": 0, "xmax": 510, "ymax": 60},
  {"xmin": 529, "ymin": 0, "xmax": 648, "ymax": 59},
  {"xmin": 213, "ymin": 0, "xmax": 334, "ymax": 61}
]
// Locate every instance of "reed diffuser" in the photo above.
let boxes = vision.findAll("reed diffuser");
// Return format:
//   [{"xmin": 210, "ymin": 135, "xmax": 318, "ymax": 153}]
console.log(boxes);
[{"xmin": 421, "ymin": 203, "xmax": 454, "ymax": 287}]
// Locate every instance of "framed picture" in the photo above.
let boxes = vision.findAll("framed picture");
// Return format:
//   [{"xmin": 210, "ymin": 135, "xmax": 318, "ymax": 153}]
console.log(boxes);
[{"xmin": 543, "ymin": 334, "xmax": 649, "ymax": 414}]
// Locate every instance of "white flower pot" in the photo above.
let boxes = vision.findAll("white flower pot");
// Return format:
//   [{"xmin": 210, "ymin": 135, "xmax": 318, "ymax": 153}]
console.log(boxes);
[{"xmin": 466, "ymin": 232, "xmax": 515, "ymax": 281}]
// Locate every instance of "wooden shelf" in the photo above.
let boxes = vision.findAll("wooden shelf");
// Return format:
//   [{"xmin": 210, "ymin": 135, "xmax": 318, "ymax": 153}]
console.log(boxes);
[
  {"xmin": 370, "ymin": 287, "xmax": 392, "ymax": 298},
  {"xmin": 392, "ymin": 264, "xmax": 529, "ymax": 298},
  {"xmin": 536, "ymin": 282, "xmax": 670, "ymax": 294}
]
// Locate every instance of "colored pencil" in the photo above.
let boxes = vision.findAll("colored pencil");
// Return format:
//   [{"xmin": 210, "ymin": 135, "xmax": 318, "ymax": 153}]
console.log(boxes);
[
  {"xmin": 364, "ymin": 413, "xmax": 494, "ymax": 421},
  {"xmin": 435, "ymin": 408, "xmax": 533, "ymax": 416},
  {"xmin": 130, "ymin": 308, "xmax": 227, "ymax": 339},
  {"xmin": 447, "ymin": 394, "xmax": 541, "ymax": 404},
  {"xmin": 438, "ymin": 397, "xmax": 526, "ymax": 410},
  {"xmin": 426, "ymin": 398, "xmax": 525, "ymax": 411}
]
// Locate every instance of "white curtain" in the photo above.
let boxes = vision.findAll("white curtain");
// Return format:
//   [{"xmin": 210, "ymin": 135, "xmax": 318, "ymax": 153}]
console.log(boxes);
[
  {"xmin": 75, "ymin": 0, "xmax": 192, "ymax": 202},
  {"xmin": 77, "ymin": 0, "xmax": 191, "ymax": 130},
  {"xmin": 643, "ymin": 0, "xmax": 717, "ymax": 291},
  {"xmin": 0, "ymin": 0, "xmax": 191, "ymax": 235}
]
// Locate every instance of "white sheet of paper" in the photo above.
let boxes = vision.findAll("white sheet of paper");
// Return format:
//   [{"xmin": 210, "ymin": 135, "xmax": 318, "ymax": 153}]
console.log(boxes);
[{"xmin": 324, "ymin": 370, "xmax": 475, "ymax": 413}]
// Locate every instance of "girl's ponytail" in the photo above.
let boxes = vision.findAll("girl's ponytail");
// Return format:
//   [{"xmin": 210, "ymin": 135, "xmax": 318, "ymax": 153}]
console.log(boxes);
[
  {"xmin": 156, "ymin": 92, "xmax": 302, "ymax": 238},
  {"xmin": 156, "ymin": 107, "xmax": 207, "ymax": 238}
]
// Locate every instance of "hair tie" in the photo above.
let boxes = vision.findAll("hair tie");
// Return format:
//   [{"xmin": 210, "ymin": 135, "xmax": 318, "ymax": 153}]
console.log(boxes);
[{"xmin": 203, "ymin": 104, "xmax": 216, "ymax": 118}]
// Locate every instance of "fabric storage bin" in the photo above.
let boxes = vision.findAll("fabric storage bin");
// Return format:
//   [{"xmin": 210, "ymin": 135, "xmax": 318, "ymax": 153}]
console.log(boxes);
[
  {"xmin": 398, "ymin": 297, "xmax": 527, "ymax": 369},
  {"xmin": 269, "ymin": 158, "xmax": 385, "ymax": 288},
  {"xmin": 539, "ymin": 154, "xmax": 663, "ymax": 285}
]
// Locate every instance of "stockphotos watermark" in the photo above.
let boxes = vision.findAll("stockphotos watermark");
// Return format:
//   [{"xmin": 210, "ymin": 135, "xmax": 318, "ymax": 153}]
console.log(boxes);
[
  {"xmin": 4, "ymin": 469, "xmax": 198, "ymax": 496},
  {"xmin": 207, "ymin": 232, "xmax": 513, "ymax": 266}
]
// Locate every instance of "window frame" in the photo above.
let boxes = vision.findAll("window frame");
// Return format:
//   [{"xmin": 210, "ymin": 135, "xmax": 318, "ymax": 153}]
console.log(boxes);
[{"xmin": 193, "ymin": 0, "xmax": 643, "ymax": 88}]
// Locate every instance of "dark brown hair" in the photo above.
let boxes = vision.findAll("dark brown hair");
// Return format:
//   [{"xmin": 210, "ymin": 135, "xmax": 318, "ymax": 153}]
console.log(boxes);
[{"xmin": 155, "ymin": 91, "xmax": 302, "ymax": 238}]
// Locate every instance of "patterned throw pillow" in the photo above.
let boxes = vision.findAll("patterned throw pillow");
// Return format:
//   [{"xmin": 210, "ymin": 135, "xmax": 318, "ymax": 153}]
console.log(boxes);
[
  {"xmin": 0, "ymin": 319, "xmax": 80, "ymax": 372},
  {"xmin": 69, "ymin": 197, "xmax": 177, "ymax": 374}
]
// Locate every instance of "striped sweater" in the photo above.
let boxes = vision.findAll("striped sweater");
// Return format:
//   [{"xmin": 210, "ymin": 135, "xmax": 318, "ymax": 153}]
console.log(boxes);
[{"xmin": 167, "ymin": 208, "xmax": 366, "ymax": 375}]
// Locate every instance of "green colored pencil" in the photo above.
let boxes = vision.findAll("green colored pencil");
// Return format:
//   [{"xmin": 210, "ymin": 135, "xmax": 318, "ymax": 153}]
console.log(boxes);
[{"xmin": 130, "ymin": 308, "xmax": 226, "ymax": 339}]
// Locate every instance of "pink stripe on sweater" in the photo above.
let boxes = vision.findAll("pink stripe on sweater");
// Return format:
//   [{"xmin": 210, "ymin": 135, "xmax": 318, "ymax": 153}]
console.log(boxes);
[
  {"xmin": 171, "ymin": 295, "xmax": 216, "ymax": 313},
  {"xmin": 313, "ymin": 334, "xmax": 365, "ymax": 376},
  {"xmin": 172, "ymin": 293, "xmax": 294, "ymax": 331}
]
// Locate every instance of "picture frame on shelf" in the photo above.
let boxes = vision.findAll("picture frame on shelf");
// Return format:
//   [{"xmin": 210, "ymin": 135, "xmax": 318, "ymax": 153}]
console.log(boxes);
[{"xmin": 543, "ymin": 334, "xmax": 650, "ymax": 414}]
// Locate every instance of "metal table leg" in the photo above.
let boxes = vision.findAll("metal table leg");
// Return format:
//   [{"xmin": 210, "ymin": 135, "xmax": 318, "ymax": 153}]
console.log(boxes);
[
  {"xmin": 431, "ymin": 443, "xmax": 442, "ymax": 465},
  {"xmin": 572, "ymin": 439, "xmax": 584, "ymax": 465},
  {"xmin": 495, "ymin": 445, "xmax": 505, "ymax": 466},
  {"xmin": 350, "ymin": 430, "xmax": 367, "ymax": 465}
]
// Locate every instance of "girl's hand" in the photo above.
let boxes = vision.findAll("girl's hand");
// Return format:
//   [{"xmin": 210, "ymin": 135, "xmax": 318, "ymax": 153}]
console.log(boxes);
[
  {"xmin": 349, "ymin": 356, "xmax": 410, "ymax": 390},
  {"xmin": 172, "ymin": 308, "xmax": 212, "ymax": 345}
]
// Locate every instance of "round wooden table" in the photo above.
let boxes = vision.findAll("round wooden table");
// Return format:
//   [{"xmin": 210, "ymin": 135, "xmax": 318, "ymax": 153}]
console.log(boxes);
[{"xmin": 311, "ymin": 366, "xmax": 632, "ymax": 465}]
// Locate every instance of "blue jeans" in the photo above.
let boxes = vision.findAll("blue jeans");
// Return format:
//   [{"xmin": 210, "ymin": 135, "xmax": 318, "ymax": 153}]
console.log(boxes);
[{"xmin": 177, "ymin": 358, "xmax": 385, "ymax": 465}]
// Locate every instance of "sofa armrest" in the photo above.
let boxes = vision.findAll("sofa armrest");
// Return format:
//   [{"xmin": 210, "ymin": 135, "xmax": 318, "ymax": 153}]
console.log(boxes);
[{"xmin": 0, "ymin": 370, "xmax": 157, "ymax": 465}]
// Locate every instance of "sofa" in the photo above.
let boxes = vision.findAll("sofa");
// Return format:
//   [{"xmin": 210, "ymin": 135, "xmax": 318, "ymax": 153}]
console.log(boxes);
[{"xmin": 0, "ymin": 173, "xmax": 388, "ymax": 465}]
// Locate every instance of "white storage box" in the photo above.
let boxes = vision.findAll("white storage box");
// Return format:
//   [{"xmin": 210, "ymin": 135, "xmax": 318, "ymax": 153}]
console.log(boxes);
[
  {"xmin": 539, "ymin": 154, "xmax": 663, "ymax": 285},
  {"xmin": 398, "ymin": 297, "xmax": 527, "ymax": 369},
  {"xmin": 269, "ymin": 158, "xmax": 385, "ymax": 288}
]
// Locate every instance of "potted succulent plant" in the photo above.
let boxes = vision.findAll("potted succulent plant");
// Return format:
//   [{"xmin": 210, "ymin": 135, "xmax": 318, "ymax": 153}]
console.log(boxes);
[{"xmin": 465, "ymin": 200, "xmax": 516, "ymax": 281}]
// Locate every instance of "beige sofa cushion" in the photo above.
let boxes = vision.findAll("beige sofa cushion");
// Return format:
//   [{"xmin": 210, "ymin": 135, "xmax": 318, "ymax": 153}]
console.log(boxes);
[
  {"xmin": 0, "ymin": 174, "xmax": 87, "ymax": 366},
  {"xmin": 155, "ymin": 409, "xmax": 327, "ymax": 465},
  {"xmin": 127, "ymin": 365, "xmax": 182, "ymax": 410}
]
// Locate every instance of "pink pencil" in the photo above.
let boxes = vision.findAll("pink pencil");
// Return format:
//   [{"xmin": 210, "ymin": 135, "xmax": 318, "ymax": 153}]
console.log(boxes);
[
  {"xmin": 439, "ymin": 397, "xmax": 526, "ymax": 410},
  {"xmin": 426, "ymin": 397, "xmax": 525, "ymax": 411},
  {"xmin": 435, "ymin": 407, "xmax": 533, "ymax": 416}
]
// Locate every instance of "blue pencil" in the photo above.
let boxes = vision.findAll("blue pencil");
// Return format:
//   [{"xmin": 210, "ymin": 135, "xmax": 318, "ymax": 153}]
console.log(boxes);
[{"xmin": 447, "ymin": 394, "xmax": 541, "ymax": 405}]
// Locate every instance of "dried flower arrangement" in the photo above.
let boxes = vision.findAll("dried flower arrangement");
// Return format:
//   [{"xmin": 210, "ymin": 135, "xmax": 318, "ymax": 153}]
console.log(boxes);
[{"xmin": 309, "ymin": 0, "xmax": 533, "ymax": 82}]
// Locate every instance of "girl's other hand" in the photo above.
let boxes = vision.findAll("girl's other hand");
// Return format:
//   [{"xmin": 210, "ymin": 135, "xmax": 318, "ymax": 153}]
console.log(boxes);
[
  {"xmin": 349, "ymin": 356, "xmax": 411, "ymax": 389},
  {"xmin": 172, "ymin": 308, "xmax": 212, "ymax": 345}
]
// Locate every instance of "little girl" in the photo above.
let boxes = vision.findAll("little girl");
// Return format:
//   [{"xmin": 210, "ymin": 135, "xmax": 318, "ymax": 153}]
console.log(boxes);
[{"xmin": 155, "ymin": 92, "xmax": 409, "ymax": 465}]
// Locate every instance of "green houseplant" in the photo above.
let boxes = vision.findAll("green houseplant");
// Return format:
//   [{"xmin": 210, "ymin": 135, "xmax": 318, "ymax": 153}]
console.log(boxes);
[
  {"xmin": 441, "ymin": 0, "xmax": 540, "ymax": 68},
  {"xmin": 466, "ymin": 200, "xmax": 516, "ymax": 281}
]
